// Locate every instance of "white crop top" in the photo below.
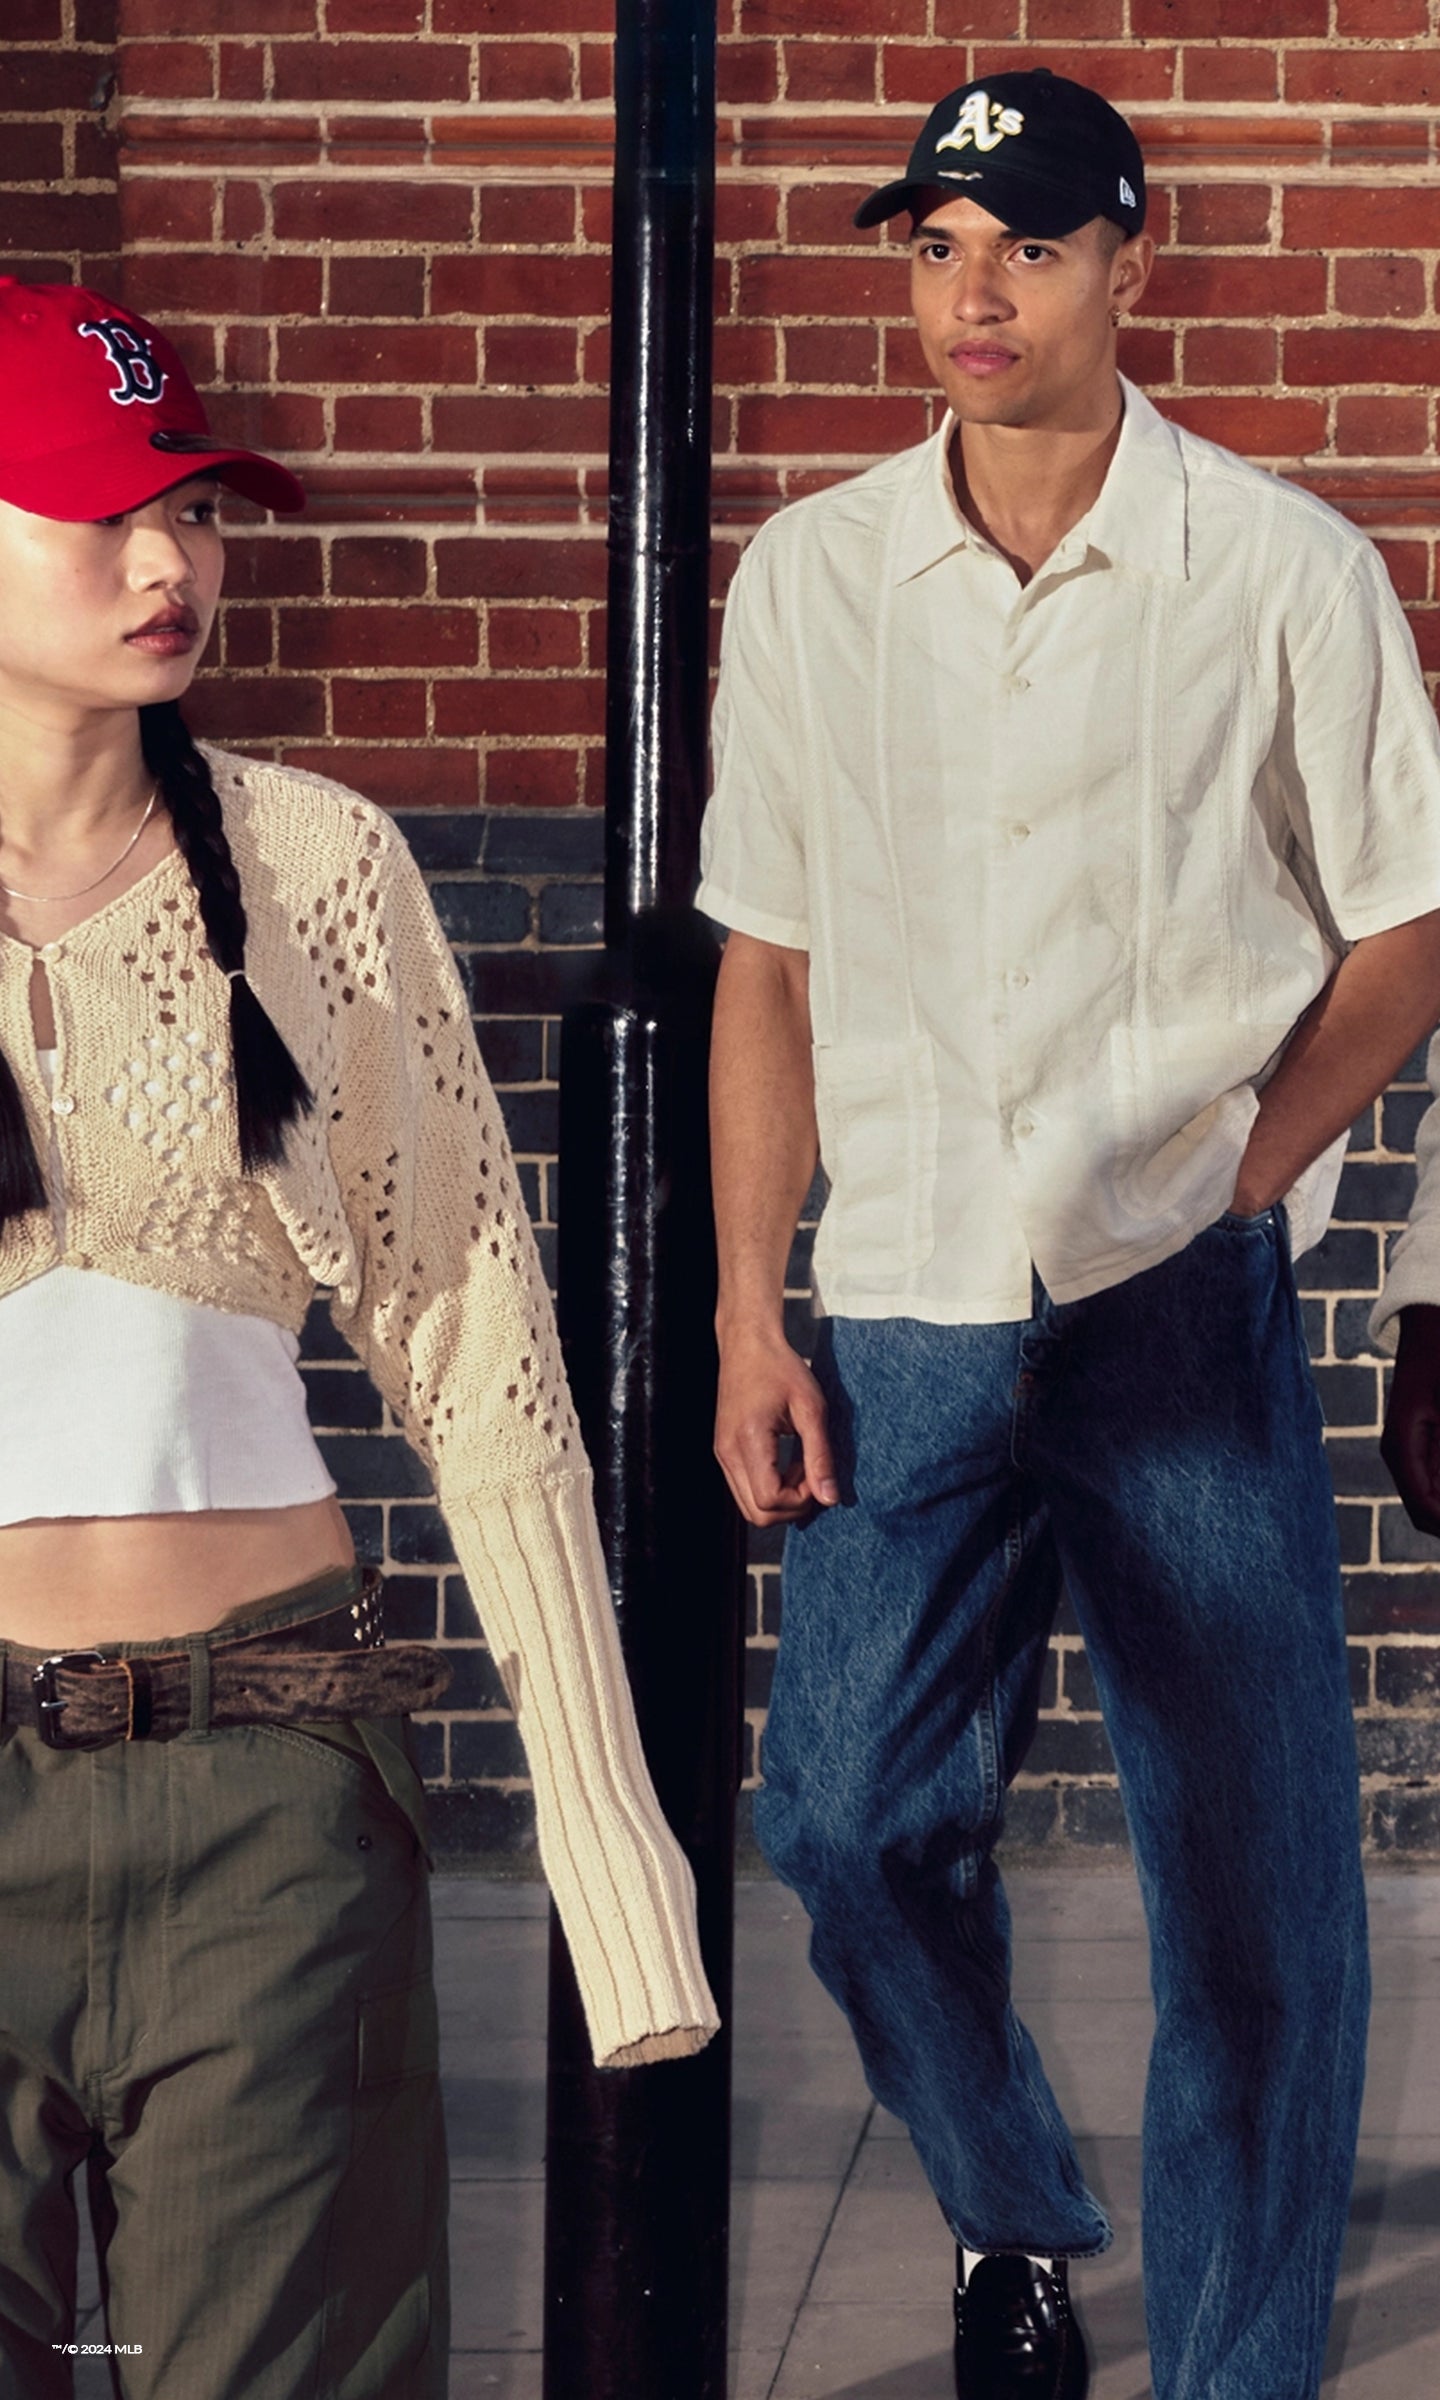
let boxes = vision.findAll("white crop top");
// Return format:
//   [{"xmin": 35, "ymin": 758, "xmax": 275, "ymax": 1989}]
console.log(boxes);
[{"xmin": 0, "ymin": 1051, "xmax": 335, "ymax": 1524}]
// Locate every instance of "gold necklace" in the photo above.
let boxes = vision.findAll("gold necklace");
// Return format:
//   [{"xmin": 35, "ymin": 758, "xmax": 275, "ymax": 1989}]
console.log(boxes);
[{"xmin": 0, "ymin": 784, "xmax": 160, "ymax": 905}]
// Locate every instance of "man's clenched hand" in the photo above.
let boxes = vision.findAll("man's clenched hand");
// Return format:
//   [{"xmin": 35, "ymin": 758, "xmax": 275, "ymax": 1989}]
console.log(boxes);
[{"xmin": 715, "ymin": 1328, "xmax": 839, "ymax": 1528}]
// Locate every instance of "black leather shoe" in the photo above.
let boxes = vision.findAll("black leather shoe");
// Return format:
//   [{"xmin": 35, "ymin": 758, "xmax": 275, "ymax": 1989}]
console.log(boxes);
[{"xmin": 953, "ymin": 2251, "xmax": 1089, "ymax": 2399}]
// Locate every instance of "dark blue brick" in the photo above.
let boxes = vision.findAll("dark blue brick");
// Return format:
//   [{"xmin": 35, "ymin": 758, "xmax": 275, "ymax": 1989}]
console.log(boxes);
[
  {"xmin": 483, "ymin": 809, "xmax": 605, "ymax": 876},
  {"xmin": 300, "ymin": 1296, "xmax": 358, "ymax": 1362},
  {"xmin": 516, "ymin": 1160, "xmax": 542, "ymax": 1222},
  {"xmin": 538, "ymin": 881, "xmax": 604, "ymax": 946},
  {"xmin": 534, "ymin": 1226, "xmax": 558, "ymax": 1288},
  {"xmin": 1060, "ymin": 1646, "xmax": 1099, "ymax": 1713},
  {"xmin": 1358, "ymin": 1719, "xmax": 1440, "ymax": 1776},
  {"xmin": 499, "ymin": 1087, "xmax": 559, "ymax": 1154},
  {"xmin": 1376, "ymin": 1643, "xmax": 1440, "ymax": 1706},
  {"xmin": 320, "ymin": 1433, "xmax": 432, "ymax": 1499},
  {"xmin": 1026, "ymin": 1720, "xmax": 1117, "ymax": 1777},
  {"xmin": 758, "ymin": 1572, "xmax": 783, "ymax": 1638},
  {"xmin": 429, "ymin": 878, "xmax": 530, "ymax": 946},
  {"xmin": 1343, "ymin": 1569, "xmax": 1440, "ymax": 1634},
  {"xmin": 786, "ymin": 1228, "xmax": 816, "ymax": 1289},
  {"xmin": 432, "ymin": 1649, "xmax": 512, "ymax": 1713},
  {"xmin": 476, "ymin": 1017, "xmax": 545, "ymax": 1084},
  {"xmin": 1312, "ymin": 1364, "xmax": 1380, "ymax": 1430},
  {"xmin": 1369, "ymin": 1789, "xmax": 1440, "ymax": 1853},
  {"xmin": 438, "ymin": 1645, "xmax": 513, "ymax": 1713},
  {"xmin": 442, "ymin": 1575, "xmax": 482, "ymax": 1640},
  {"xmin": 1348, "ymin": 1103, "xmax": 1377, "ymax": 1153},
  {"xmin": 1348, "ymin": 1642, "xmax": 1371, "ymax": 1706},
  {"xmin": 1333, "ymin": 1299, "xmax": 1383, "ymax": 1361},
  {"xmin": 1395, "ymin": 1040, "xmax": 1432, "ymax": 1086},
  {"xmin": 450, "ymin": 1718, "xmax": 530, "ymax": 1781},
  {"xmin": 341, "ymin": 1504, "xmax": 384, "ymax": 1564},
  {"xmin": 1382, "ymin": 1090, "xmax": 1429, "ymax": 1157},
  {"xmin": 744, "ymin": 1645, "xmax": 775, "ymax": 1708},
  {"xmin": 379, "ymin": 1574, "xmax": 440, "ymax": 1641},
  {"xmin": 388, "ymin": 1504, "xmax": 455, "ymax": 1564},
  {"xmin": 1326, "ymin": 1436, "xmax": 1395, "ymax": 1498},
  {"xmin": 1379, "ymin": 1505, "xmax": 1440, "ymax": 1564},
  {"xmin": 1300, "ymin": 1296, "xmax": 1327, "ymax": 1358},
  {"xmin": 1335, "ymin": 1501, "xmax": 1374, "ymax": 1566},
  {"xmin": 746, "ymin": 1521, "xmax": 786, "ymax": 1567},
  {"xmin": 1296, "ymin": 1227, "xmax": 1381, "ymax": 1294},
  {"xmin": 408, "ymin": 1718, "xmax": 447, "ymax": 1781},
  {"xmin": 782, "ymin": 1296, "xmax": 820, "ymax": 1358},
  {"xmin": 301, "ymin": 1366, "xmax": 384, "ymax": 1430},
  {"xmin": 800, "ymin": 1168, "xmax": 829, "ymax": 1223},
  {"xmin": 1331, "ymin": 1160, "xmax": 1418, "ymax": 1223},
  {"xmin": 467, "ymin": 948, "xmax": 599, "ymax": 1017},
  {"xmin": 427, "ymin": 1787, "xmax": 536, "ymax": 1859},
  {"xmin": 395, "ymin": 811, "xmax": 485, "ymax": 871}
]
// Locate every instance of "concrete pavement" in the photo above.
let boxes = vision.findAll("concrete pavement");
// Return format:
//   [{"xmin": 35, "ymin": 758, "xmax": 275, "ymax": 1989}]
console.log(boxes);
[{"xmin": 70, "ymin": 1866, "xmax": 1440, "ymax": 2396}]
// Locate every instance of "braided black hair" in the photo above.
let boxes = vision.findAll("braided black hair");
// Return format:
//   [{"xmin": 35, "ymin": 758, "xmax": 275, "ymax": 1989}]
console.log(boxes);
[
  {"xmin": 140, "ymin": 699, "xmax": 312, "ymax": 1172},
  {"xmin": 0, "ymin": 1055, "xmax": 47, "ymax": 1230},
  {"xmin": 0, "ymin": 701, "xmax": 312, "ymax": 1234}
]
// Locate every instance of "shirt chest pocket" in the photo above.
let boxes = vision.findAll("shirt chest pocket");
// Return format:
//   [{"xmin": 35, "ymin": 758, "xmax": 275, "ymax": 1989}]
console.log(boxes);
[{"xmin": 812, "ymin": 1036, "xmax": 939, "ymax": 1285}]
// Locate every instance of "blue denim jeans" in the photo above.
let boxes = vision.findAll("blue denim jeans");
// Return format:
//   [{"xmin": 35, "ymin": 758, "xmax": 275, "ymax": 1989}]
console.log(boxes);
[{"xmin": 756, "ymin": 1211, "xmax": 1368, "ymax": 2400}]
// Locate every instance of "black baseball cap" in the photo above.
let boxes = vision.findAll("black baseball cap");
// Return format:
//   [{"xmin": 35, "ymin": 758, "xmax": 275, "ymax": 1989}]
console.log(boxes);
[{"xmin": 854, "ymin": 68, "xmax": 1146, "ymax": 240}]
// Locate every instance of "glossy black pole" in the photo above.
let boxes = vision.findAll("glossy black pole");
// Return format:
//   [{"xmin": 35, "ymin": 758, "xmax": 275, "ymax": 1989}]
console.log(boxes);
[{"xmin": 542, "ymin": 0, "xmax": 742, "ymax": 2394}]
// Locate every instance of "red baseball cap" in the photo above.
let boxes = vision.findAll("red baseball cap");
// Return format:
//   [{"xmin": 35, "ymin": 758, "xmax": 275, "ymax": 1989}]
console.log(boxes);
[{"xmin": 0, "ymin": 279, "xmax": 305, "ymax": 520}]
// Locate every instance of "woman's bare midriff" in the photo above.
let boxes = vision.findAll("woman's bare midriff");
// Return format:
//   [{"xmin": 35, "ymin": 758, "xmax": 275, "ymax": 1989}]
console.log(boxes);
[{"xmin": 0, "ymin": 1495, "xmax": 356, "ymax": 1649}]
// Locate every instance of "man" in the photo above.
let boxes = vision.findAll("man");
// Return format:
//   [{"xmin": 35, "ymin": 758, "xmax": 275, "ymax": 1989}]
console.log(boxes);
[{"xmin": 700, "ymin": 68, "xmax": 1440, "ymax": 2400}]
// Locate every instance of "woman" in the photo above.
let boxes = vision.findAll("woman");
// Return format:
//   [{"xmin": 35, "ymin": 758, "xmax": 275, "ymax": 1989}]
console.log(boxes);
[{"xmin": 0, "ymin": 278, "xmax": 716, "ymax": 2400}]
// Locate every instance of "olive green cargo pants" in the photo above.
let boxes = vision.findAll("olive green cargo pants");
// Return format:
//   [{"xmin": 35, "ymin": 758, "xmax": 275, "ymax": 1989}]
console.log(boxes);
[{"xmin": 0, "ymin": 1688, "xmax": 448, "ymax": 2400}]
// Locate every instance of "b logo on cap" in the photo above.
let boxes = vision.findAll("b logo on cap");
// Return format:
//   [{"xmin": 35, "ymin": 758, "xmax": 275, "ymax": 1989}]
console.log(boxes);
[
  {"xmin": 936, "ymin": 91, "xmax": 1026, "ymax": 158},
  {"xmin": 78, "ymin": 318, "xmax": 167, "ymax": 407}
]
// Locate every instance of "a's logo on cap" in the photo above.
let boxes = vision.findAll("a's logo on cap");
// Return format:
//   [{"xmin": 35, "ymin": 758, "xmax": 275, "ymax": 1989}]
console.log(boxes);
[
  {"xmin": 77, "ymin": 318, "xmax": 167, "ymax": 408},
  {"xmin": 1119, "ymin": 176, "xmax": 1137, "ymax": 209},
  {"xmin": 936, "ymin": 91, "xmax": 1026, "ymax": 158}
]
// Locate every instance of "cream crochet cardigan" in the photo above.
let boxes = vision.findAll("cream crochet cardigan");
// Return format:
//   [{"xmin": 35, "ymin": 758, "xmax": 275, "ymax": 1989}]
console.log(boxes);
[{"xmin": 0, "ymin": 746, "xmax": 718, "ymax": 2071}]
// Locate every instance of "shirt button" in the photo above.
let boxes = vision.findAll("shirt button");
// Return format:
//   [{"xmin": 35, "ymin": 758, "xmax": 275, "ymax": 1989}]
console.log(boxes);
[
  {"xmin": 1009, "ymin": 823, "xmax": 1031, "ymax": 843},
  {"xmin": 50, "ymin": 1094, "xmax": 75, "ymax": 1117},
  {"xmin": 1008, "ymin": 969, "xmax": 1031, "ymax": 989},
  {"xmin": 1007, "ymin": 674, "xmax": 1030, "ymax": 693},
  {"xmin": 1014, "ymin": 1112, "xmax": 1035, "ymax": 1139}
]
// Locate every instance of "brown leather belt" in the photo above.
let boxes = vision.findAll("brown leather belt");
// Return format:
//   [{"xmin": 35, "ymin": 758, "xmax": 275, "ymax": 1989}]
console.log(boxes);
[{"xmin": 0, "ymin": 1578, "xmax": 453, "ymax": 1750}]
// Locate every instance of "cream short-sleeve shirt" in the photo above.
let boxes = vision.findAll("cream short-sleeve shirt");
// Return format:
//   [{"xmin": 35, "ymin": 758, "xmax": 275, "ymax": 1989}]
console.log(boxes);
[{"xmin": 699, "ymin": 379, "xmax": 1440, "ymax": 1324}]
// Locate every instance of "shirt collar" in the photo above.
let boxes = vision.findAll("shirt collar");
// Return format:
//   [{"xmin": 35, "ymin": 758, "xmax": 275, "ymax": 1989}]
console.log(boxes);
[{"xmin": 891, "ymin": 374, "xmax": 1190, "ymax": 587}]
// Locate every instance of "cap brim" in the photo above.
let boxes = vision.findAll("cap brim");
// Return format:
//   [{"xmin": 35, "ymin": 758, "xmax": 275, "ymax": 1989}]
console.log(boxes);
[
  {"xmin": 0, "ymin": 432, "xmax": 306, "ymax": 520},
  {"xmin": 855, "ymin": 169, "xmax": 1104, "ymax": 237}
]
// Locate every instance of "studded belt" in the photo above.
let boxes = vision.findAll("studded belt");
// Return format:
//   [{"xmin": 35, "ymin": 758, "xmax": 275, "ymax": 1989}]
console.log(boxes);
[{"xmin": 0, "ymin": 1572, "xmax": 453, "ymax": 1750}]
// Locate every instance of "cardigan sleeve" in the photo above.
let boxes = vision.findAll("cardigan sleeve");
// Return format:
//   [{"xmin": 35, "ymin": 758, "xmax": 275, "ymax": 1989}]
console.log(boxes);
[{"xmin": 326, "ymin": 819, "xmax": 719, "ymax": 2069}]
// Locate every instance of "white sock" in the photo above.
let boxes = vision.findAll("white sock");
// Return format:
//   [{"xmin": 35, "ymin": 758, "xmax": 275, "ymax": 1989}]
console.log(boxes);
[{"xmin": 961, "ymin": 2248, "xmax": 1057, "ymax": 2284}]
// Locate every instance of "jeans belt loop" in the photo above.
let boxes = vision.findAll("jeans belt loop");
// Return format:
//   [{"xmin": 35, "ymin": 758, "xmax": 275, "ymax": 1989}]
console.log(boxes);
[{"xmin": 187, "ymin": 1634, "xmax": 212, "ymax": 1736}]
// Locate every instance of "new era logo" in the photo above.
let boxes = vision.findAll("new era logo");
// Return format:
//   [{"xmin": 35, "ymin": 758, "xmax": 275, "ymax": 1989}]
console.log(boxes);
[{"xmin": 1119, "ymin": 176, "xmax": 1137, "ymax": 209}]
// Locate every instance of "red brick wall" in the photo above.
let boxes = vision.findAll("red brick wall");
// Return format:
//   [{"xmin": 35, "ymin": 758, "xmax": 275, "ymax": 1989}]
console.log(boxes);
[
  {"xmin": 6, "ymin": 1, "xmax": 1440, "ymax": 1852},
  {"xmin": 0, "ymin": 1, "xmax": 119, "ymax": 287}
]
